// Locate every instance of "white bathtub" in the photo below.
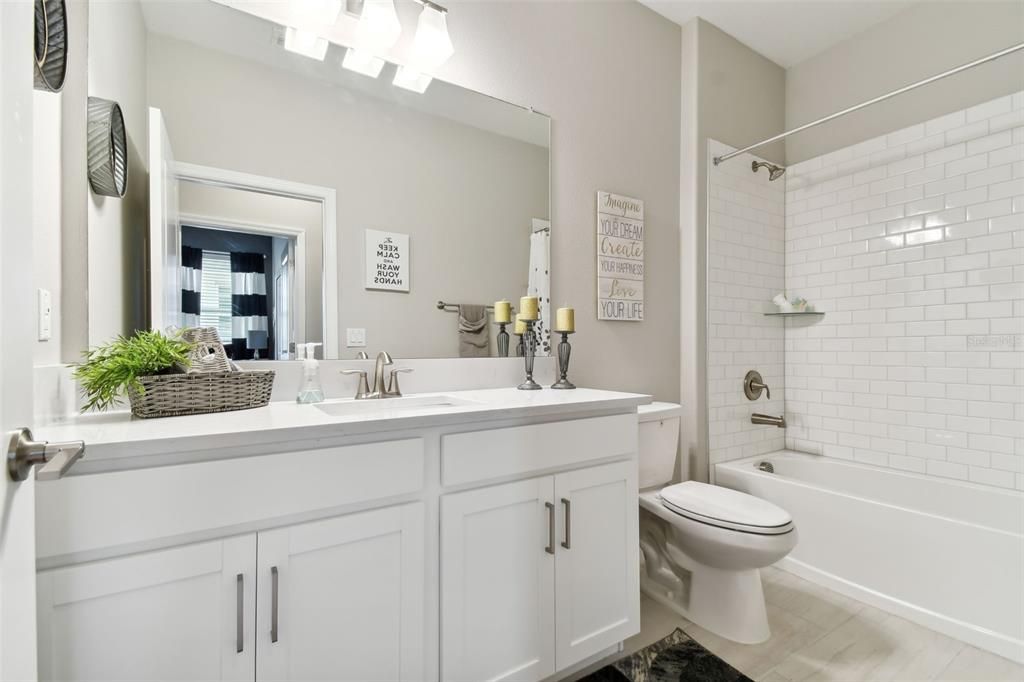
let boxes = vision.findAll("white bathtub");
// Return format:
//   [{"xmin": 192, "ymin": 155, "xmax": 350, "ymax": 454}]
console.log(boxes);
[{"xmin": 716, "ymin": 451, "xmax": 1024, "ymax": 664}]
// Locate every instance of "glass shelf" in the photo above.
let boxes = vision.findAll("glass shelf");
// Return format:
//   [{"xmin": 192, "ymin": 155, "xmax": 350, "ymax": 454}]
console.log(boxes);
[{"xmin": 764, "ymin": 311, "xmax": 825, "ymax": 318}]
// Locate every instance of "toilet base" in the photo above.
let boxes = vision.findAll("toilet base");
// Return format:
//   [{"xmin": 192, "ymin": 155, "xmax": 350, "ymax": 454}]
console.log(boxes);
[{"xmin": 639, "ymin": 527, "xmax": 771, "ymax": 644}]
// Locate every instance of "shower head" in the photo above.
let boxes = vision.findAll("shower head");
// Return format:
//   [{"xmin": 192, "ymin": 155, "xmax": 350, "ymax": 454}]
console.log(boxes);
[{"xmin": 752, "ymin": 160, "xmax": 786, "ymax": 181}]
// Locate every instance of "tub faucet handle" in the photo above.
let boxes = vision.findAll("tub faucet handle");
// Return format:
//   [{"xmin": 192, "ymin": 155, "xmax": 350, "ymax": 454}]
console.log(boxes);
[{"xmin": 744, "ymin": 370, "xmax": 770, "ymax": 400}]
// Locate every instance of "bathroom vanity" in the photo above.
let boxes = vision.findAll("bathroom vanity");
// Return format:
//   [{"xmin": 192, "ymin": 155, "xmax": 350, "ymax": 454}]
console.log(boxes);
[{"xmin": 34, "ymin": 388, "xmax": 645, "ymax": 681}]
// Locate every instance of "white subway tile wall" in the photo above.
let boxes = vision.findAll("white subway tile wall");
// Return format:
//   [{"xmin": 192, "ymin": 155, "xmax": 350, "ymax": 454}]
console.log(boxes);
[
  {"xmin": 708, "ymin": 140, "xmax": 787, "ymax": 465},
  {"xmin": 784, "ymin": 92, "xmax": 1024, "ymax": 491}
]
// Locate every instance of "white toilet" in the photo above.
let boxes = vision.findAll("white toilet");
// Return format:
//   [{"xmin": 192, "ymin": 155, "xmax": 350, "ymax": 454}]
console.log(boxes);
[{"xmin": 636, "ymin": 402, "xmax": 797, "ymax": 644}]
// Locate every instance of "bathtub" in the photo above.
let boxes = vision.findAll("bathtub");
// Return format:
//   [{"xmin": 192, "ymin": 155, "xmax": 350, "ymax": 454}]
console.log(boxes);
[{"xmin": 716, "ymin": 451, "xmax": 1024, "ymax": 664}]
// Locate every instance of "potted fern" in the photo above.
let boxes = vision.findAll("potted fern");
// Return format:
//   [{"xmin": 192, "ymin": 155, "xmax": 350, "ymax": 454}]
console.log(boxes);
[{"xmin": 73, "ymin": 329, "xmax": 193, "ymax": 412}]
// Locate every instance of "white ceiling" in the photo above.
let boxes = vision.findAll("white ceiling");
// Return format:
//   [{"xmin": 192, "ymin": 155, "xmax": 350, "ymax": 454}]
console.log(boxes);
[{"xmin": 637, "ymin": 0, "xmax": 915, "ymax": 68}]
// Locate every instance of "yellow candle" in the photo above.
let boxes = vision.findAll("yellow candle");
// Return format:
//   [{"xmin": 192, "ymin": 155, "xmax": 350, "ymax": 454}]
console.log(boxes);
[
  {"xmin": 514, "ymin": 314, "xmax": 527, "ymax": 335},
  {"xmin": 519, "ymin": 295, "xmax": 539, "ymax": 321},
  {"xmin": 493, "ymin": 300, "xmax": 512, "ymax": 324},
  {"xmin": 554, "ymin": 307, "xmax": 575, "ymax": 333}
]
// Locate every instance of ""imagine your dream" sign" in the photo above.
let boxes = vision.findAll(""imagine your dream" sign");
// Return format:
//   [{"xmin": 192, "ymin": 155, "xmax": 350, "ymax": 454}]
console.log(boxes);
[{"xmin": 597, "ymin": 191, "xmax": 644, "ymax": 321}]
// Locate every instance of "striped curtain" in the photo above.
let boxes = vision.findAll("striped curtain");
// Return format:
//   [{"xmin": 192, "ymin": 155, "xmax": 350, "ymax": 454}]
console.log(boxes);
[
  {"xmin": 230, "ymin": 251, "xmax": 268, "ymax": 359},
  {"xmin": 181, "ymin": 245, "xmax": 203, "ymax": 328}
]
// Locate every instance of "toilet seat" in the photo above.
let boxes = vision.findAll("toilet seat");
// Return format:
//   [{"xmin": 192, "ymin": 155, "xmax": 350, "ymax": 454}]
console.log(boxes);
[{"xmin": 659, "ymin": 481, "xmax": 794, "ymax": 535}]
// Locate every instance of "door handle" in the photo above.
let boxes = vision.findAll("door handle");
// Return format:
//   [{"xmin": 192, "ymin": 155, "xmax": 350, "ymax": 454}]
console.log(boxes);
[
  {"xmin": 561, "ymin": 498, "xmax": 571, "ymax": 550},
  {"xmin": 545, "ymin": 502, "xmax": 555, "ymax": 555},
  {"xmin": 270, "ymin": 566, "xmax": 279, "ymax": 643},
  {"xmin": 6, "ymin": 427, "xmax": 85, "ymax": 481},
  {"xmin": 236, "ymin": 573, "xmax": 244, "ymax": 653}
]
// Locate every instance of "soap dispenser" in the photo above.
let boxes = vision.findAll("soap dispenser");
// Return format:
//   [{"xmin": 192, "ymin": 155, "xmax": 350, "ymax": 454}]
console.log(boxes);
[{"xmin": 296, "ymin": 342, "xmax": 325, "ymax": 404}]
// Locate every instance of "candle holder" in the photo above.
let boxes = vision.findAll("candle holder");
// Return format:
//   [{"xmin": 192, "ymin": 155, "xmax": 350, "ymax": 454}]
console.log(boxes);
[
  {"xmin": 496, "ymin": 322, "xmax": 510, "ymax": 358},
  {"xmin": 518, "ymin": 320, "xmax": 542, "ymax": 390},
  {"xmin": 551, "ymin": 331, "xmax": 576, "ymax": 389},
  {"xmin": 515, "ymin": 333, "xmax": 525, "ymax": 357}
]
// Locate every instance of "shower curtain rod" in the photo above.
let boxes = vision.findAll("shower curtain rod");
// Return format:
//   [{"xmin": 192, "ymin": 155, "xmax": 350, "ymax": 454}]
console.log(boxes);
[{"xmin": 713, "ymin": 42, "xmax": 1024, "ymax": 166}]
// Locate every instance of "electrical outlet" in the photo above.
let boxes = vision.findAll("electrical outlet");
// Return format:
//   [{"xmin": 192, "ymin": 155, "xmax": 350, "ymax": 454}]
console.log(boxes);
[
  {"xmin": 38, "ymin": 288, "xmax": 52, "ymax": 341},
  {"xmin": 346, "ymin": 328, "xmax": 367, "ymax": 348}
]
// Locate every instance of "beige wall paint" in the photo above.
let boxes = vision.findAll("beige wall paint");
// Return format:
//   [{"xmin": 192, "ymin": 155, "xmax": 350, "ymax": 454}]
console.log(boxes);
[
  {"xmin": 680, "ymin": 18, "xmax": 786, "ymax": 482},
  {"xmin": 786, "ymin": 1, "xmax": 1024, "ymax": 163},
  {"xmin": 147, "ymin": 34, "xmax": 548, "ymax": 360},
  {"xmin": 85, "ymin": 0, "xmax": 149, "ymax": 346},
  {"xmin": 435, "ymin": 0, "xmax": 682, "ymax": 399}
]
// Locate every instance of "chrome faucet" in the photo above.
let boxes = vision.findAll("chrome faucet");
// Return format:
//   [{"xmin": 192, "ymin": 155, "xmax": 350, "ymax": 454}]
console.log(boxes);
[
  {"xmin": 751, "ymin": 413, "xmax": 786, "ymax": 428},
  {"xmin": 341, "ymin": 351, "xmax": 413, "ymax": 399},
  {"xmin": 371, "ymin": 351, "xmax": 393, "ymax": 397}
]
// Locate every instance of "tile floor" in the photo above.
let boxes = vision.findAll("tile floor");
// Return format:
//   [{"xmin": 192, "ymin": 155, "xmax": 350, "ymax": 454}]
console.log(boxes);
[{"xmin": 571, "ymin": 566, "xmax": 1024, "ymax": 682}]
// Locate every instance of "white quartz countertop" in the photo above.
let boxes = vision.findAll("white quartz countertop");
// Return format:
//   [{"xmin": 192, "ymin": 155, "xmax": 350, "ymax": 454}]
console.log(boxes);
[{"xmin": 37, "ymin": 388, "xmax": 651, "ymax": 468}]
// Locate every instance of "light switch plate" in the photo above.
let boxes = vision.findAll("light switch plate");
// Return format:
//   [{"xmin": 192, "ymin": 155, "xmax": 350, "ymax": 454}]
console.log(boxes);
[
  {"xmin": 346, "ymin": 328, "xmax": 366, "ymax": 347},
  {"xmin": 38, "ymin": 288, "xmax": 52, "ymax": 341}
]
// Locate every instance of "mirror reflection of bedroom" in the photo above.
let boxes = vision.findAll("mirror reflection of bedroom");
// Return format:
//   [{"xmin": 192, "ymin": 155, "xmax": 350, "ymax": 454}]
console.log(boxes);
[{"xmin": 178, "ymin": 181, "xmax": 320, "ymax": 360}]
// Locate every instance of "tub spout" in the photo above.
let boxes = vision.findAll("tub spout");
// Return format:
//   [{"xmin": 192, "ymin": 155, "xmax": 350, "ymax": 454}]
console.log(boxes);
[{"xmin": 752, "ymin": 413, "xmax": 786, "ymax": 428}]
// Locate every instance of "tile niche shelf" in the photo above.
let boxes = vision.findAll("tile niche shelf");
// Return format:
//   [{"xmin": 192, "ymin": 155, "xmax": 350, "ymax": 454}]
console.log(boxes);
[{"xmin": 764, "ymin": 311, "xmax": 825, "ymax": 318}]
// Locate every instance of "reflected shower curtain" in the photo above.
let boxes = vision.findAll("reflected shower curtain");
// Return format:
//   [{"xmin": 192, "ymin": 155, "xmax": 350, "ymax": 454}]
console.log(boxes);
[
  {"xmin": 528, "ymin": 228, "xmax": 551, "ymax": 356},
  {"xmin": 230, "ymin": 251, "xmax": 268, "ymax": 359},
  {"xmin": 181, "ymin": 245, "xmax": 203, "ymax": 328}
]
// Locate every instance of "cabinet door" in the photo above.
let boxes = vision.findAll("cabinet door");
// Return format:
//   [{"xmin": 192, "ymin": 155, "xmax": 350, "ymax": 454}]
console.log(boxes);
[
  {"xmin": 554, "ymin": 461, "xmax": 640, "ymax": 669},
  {"xmin": 36, "ymin": 535, "xmax": 256, "ymax": 681},
  {"xmin": 256, "ymin": 503, "xmax": 425, "ymax": 681},
  {"xmin": 441, "ymin": 477, "xmax": 556, "ymax": 682}
]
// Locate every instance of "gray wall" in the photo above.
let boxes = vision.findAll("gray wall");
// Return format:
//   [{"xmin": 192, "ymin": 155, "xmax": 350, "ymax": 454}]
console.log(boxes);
[
  {"xmin": 86, "ymin": 0, "xmax": 149, "ymax": 346},
  {"xmin": 785, "ymin": 1, "xmax": 1024, "ymax": 163},
  {"xmin": 147, "ymin": 33, "xmax": 548, "ymax": 360},
  {"xmin": 436, "ymin": 0, "xmax": 682, "ymax": 400},
  {"xmin": 680, "ymin": 18, "xmax": 786, "ymax": 481}
]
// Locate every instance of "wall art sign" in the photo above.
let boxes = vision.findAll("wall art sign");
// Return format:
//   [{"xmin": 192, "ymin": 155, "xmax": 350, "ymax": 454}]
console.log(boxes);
[
  {"xmin": 365, "ymin": 229, "xmax": 410, "ymax": 292},
  {"xmin": 596, "ymin": 191, "xmax": 644, "ymax": 321}
]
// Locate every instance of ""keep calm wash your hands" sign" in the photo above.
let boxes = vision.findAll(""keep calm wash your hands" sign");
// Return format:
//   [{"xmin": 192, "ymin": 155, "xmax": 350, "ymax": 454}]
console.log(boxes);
[{"xmin": 597, "ymin": 191, "xmax": 644, "ymax": 321}]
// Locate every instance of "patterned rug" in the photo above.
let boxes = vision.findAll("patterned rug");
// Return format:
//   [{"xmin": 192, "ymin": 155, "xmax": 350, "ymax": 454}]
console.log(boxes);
[{"xmin": 578, "ymin": 628, "xmax": 753, "ymax": 682}]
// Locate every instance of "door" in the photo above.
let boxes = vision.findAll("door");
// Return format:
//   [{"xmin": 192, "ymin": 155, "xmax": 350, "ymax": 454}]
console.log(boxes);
[
  {"xmin": 441, "ymin": 477, "xmax": 556, "ymax": 682},
  {"xmin": 148, "ymin": 106, "xmax": 180, "ymax": 330},
  {"xmin": 36, "ymin": 535, "xmax": 256, "ymax": 681},
  {"xmin": 0, "ymin": 0, "xmax": 39, "ymax": 678},
  {"xmin": 257, "ymin": 503, "xmax": 426, "ymax": 681},
  {"xmin": 554, "ymin": 461, "xmax": 640, "ymax": 669}
]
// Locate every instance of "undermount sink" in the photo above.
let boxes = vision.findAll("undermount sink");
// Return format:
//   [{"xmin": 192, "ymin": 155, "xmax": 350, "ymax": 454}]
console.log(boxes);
[{"xmin": 314, "ymin": 394, "xmax": 479, "ymax": 418}]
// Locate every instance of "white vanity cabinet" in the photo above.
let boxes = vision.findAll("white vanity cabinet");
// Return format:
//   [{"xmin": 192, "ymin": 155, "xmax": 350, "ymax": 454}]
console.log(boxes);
[
  {"xmin": 34, "ymin": 390, "xmax": 645, "ymax": 682},
  {"xmin": 37, "ymin": 535, "xmax": 257, "ymax": 682},
  {"xmin": 37, "ymin": 504, "xmax": 425, "ymax": 682},
  {"xmin": 256, "ymin": 503, "xmax": 425, "ymax": 682},
  {"xmin": 440, "ymin": 460, "xmax": 639, "ymax": 682}
]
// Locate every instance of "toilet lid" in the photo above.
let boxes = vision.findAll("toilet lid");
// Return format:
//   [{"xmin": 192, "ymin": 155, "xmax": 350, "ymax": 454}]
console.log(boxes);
[{"xmin": 660, "ymin": 481, "xmax": 794, "ymax": 535}]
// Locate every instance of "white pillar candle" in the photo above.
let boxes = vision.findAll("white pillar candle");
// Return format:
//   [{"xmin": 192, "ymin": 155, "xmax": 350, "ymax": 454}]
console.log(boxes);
[
  {"xmin": 493, "ymin": 300, "xmax": 512, "ymax": 323},
  {"xmin": 519, "ymin": 296, "xmax": 539, "ymax": 321},
  {"xmin": 554, "ymin": 307, "xmax": 575, "ymax": 333}
]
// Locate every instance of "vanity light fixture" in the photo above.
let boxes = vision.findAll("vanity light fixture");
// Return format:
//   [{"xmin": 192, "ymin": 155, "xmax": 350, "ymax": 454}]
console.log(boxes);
[
  {"xmin": 284, "ymin": 26, "xmax": 330, "ymax": 60},
  {"xmin": 393, "ymin": 0, "xmax": 453, "ymax": 93},
  {"xmin": 342, "ymin": 48, "xmax": 385, "ymax": 78},
  {"xmin": 288, "ymin": 0, "xmax": 342, "ymax": 28}
]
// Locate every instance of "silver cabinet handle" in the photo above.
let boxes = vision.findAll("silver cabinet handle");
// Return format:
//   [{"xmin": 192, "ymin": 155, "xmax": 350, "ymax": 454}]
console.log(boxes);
[
  {"xmin": 7, "ymin": 427, "xmax": 84, "ymax": 482},
  {"xmin": 545, "ymin": 502, "xmax": 555, "ymax": 555},
  {"xmin": 270, "ymin": 566, "xmax": 279, "ymax": 643},
  {"xmin": 236, "ymin": 573, "xmax": 244, "ymax": 653},
  {"xmin": 561, "ymin": 498, "xmax": 571, "ymax": 550}
]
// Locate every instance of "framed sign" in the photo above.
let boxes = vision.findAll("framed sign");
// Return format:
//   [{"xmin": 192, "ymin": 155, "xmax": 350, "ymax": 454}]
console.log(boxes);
[
  {"xmin": 596, "ymin": 191, "xmax": 644, "ymax": 321},
  {"xmin": 365, "ymin": 229, "xmax": 409, "ymax": 292}
]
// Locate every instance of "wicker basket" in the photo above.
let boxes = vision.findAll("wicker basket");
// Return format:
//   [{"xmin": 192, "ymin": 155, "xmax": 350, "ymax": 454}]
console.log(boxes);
[{"xmin": 127, "ymin": 369, "xmax": 275, "ymax": 419}]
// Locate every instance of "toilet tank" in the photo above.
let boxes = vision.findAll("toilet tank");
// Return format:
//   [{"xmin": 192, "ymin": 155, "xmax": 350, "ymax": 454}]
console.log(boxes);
[{"xmin": 637, "ymin": 402, "xmax": 683, "ymax": 489}]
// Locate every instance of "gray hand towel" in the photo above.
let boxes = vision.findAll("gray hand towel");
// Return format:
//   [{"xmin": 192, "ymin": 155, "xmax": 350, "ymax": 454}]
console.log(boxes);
[{"xmin": 458, "ymin": 304, "xmax": 491, "ymax": 358}]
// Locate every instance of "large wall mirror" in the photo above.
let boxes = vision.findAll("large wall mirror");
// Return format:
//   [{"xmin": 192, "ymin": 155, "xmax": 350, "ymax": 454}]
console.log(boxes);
[{"xmin": 86, "ymin": 0, "xmax": 550, "ymax": 360}]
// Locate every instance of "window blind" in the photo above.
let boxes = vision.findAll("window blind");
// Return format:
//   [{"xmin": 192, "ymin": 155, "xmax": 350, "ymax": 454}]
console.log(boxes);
[{"xmin": 200, "ymin": 250, "xmax": 233, "ymax": 342}]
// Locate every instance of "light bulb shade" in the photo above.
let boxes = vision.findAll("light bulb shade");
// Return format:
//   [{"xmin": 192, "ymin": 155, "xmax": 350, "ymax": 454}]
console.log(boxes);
[
  {"xmin": 408, "ymin": 6, "xmax": 453, "ymax": 73},
  {"xmin": 342, "ymin": 48, "xmax": 385, "ymax": 78},
  {"xmin": 284, "ymin": 27, "xmax": 329, "ymax": 60},
  {"xmin": 288, "ymin": 0, "xmax": 342, "ymax": 29},
  {"xmin": 393, "ymin": 66, "xmax": 432, "ymax": 93},
  {"xmin": 355, "ymin": 0, "xmax": 402, "ymax": 53}
]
